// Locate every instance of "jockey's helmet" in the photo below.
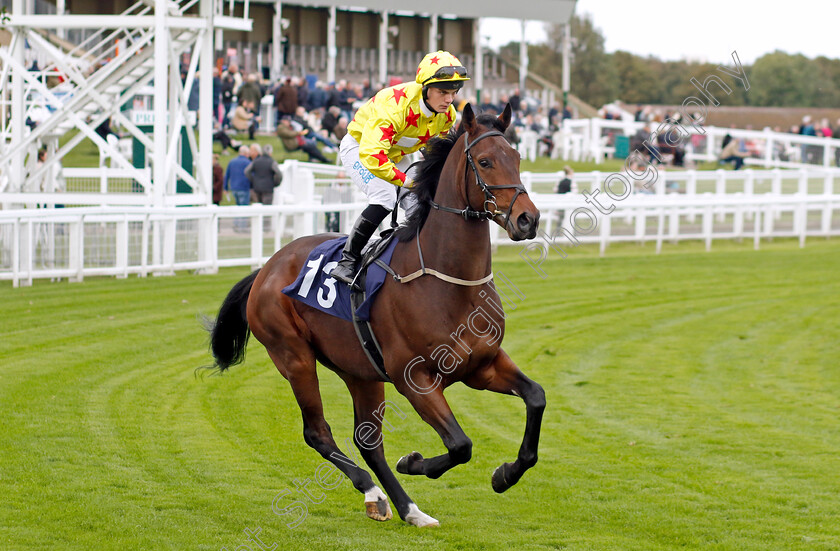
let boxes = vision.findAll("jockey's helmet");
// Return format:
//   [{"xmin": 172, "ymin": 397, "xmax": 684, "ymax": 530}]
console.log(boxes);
[{"xmin": 416, "ymin": 51, "xmax": 470, "ymax": 94}]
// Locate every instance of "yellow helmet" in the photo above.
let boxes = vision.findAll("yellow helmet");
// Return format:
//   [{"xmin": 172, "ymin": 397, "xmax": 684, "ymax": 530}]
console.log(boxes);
[{"xmin": 415, "ymin": 51, "xmax": 470, "ymax": 90}]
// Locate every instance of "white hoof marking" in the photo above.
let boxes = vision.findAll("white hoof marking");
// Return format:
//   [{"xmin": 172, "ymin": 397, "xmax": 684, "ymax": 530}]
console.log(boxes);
[
  {"xmin": 364, "ymin": 486, "xmax": 387, "ymax": 503},
  {"xmin": 405, "ymin": 503, "xmax": 439, "ymax": 527}
]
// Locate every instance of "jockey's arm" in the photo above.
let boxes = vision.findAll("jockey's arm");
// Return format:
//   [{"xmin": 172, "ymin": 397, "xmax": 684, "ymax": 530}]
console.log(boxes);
[{"xmin": 356, "ymin": 112, "xmax": 412, "ymax": 188}]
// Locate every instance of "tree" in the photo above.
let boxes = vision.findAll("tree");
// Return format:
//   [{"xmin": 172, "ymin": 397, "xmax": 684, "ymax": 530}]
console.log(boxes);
[
  {"xmin": 613, "ymin": 51, "xmax": 658, "ymax": 105},
  {"xmin": 749, "ymin": 51, "xmax": 824, "ymax": 107},
  {"xmin": 543, "ymin": 14, "xmax": 618, "ymax": 107}
]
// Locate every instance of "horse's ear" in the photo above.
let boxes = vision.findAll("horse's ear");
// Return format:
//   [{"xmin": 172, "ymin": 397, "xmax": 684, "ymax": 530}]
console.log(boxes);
[
  {"xmin": 498, "ymin": 103, "xmax": 512, "ymax": 130},
  {"xmin": 460, "ymin": 103, "xmax": 476, "ymax": 133}
]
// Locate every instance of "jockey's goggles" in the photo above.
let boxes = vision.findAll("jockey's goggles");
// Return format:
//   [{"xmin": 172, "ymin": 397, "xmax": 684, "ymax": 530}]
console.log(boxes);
[{"xmin": 421, "ymin": 66, "xmax": 469, "ymax": 85}]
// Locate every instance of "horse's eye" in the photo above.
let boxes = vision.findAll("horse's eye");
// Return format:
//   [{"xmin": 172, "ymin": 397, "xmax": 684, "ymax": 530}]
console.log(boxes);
[{"xmin": 478, "ymin": 159, "xmax": 492, "ymax": 169}]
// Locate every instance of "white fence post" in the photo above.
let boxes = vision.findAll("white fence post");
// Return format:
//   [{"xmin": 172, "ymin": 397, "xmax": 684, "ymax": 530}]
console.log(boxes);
[{"xmin": 116, "ymin": 215, "xmax": 128, "ymax": 279}]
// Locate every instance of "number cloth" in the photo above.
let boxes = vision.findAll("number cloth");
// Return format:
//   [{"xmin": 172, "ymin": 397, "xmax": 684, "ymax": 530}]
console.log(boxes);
[{"xmin": 281, "ymin": 236, "xmax": 400, "ymax": 321}]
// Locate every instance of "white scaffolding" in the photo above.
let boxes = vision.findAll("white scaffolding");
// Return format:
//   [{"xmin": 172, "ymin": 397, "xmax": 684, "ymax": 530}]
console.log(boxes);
[{"xmin": 0, "ymin": 0, "xmax": 252, "ymax": 207}]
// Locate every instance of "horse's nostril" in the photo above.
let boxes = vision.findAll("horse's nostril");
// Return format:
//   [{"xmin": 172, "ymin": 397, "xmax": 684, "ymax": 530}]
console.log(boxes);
[{"xmin": 517, "ymin": 213, "xmax": 534, "ymax": 233}]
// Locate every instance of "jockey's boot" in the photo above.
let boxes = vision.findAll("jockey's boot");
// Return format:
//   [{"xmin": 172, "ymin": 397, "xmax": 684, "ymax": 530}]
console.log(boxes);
[{"xmin": 331, "ymin": 204, "xmax": 390, "ymax": 287}]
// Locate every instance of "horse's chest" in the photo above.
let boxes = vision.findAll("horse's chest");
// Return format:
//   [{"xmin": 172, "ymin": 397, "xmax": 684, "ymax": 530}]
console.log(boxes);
[{"xmin": 419, "ymin": 300, "xmax": 505, "ymax": 378}]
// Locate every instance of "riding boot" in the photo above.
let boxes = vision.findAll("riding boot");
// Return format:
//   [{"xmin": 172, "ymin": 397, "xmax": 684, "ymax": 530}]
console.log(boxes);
[{"xmin": 330, "ymin": 204, "xmax": 390, "ymax": 286}]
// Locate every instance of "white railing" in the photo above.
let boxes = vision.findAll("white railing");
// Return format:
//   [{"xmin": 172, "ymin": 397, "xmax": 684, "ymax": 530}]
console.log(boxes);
[
  {"xmin": 0, "ymin": 201, "xmax": 366, "ymax": 287},
  {"xmin": 552, "ymin": 118, "xmax": 840, "ymax": 170},
  {"xmin": 2, "ymin": 190, "xmax": 838, "ymax": 287},
  {"xmin": 3, "ymin": 162, "xmax": 840, "ymax": 286}
]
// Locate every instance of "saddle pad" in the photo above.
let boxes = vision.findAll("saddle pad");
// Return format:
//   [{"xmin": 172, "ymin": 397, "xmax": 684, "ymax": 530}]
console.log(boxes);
[{"xmin": 281, "ymin": 236, "xmax": 399, "ymax": 322}]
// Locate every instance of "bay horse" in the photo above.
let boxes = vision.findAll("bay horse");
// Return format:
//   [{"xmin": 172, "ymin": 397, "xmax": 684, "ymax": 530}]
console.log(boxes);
[{"xmin": 206, "ymin": 104, "xmax": 545, "ymax": 527}]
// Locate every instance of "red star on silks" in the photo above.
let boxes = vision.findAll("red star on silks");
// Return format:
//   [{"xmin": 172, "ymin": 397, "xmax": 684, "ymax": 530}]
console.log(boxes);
[
  {"xmin": 393, "ymin": 169, "xmax": 407, "ymax": 184},
  {"xmin": 445, "ymin": 110, "xmax": 454, "ymax": 123},
  {"xmin": 405, "ymin": 107, "xmax": 420, "ymax": 128},
  {"xmin": 429, "ymin": 55, "xmax": 440, "ymax": 65},
  {"xmin": 418, "ymin": 128, "xmax": 433, "ymax": 144},
  {"xmin": 372, "ymin": 149, "xmax": 390, "ymax": 167},
  {"xmin": 392, "ymin": 87, "xmax": 407, "ymax": 104},
  {"xmin": 379, "ymin": 124, "xmax": 396, "ymax": 143}
]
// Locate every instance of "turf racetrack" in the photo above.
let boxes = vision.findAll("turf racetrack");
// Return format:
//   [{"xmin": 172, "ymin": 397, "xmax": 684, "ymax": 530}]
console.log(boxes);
[{"xmin": 3, "ymin": 239, "xmax": 839, "ymax": 550}]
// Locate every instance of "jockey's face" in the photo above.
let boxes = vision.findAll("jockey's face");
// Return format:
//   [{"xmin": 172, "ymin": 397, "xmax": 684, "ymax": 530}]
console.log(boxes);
[{"xmin": 426, "ymin": 86, "xmax": 457, "ymax": 114}]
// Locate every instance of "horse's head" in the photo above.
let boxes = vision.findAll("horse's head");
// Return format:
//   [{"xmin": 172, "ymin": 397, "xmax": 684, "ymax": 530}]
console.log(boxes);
[{"xmin": 458, "ymin": 103, "xmax": 540, "ymax": 240}]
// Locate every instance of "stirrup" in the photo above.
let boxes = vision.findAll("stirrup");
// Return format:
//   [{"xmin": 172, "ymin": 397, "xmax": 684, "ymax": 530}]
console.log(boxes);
[{"xmin": 330, "ymin": 261, "xmax": 358, "ymax": 287}]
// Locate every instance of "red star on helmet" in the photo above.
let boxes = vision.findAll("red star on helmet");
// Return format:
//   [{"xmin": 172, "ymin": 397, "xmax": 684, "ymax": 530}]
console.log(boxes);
[
  {"xmin": 379, "ymin": 124, "xmax": 396, "ymax": 143},
  {"xmin": 392, "ymin": 87, "xmax": 407, "ymax": 104},
  {"xmin": 429, "ymin": 55, "xmax": 440, "ymax": 65},
  {"xmin": 418, "ymin": 128, "xmax": 433, "ymax": 144},
  {"xmin": 405, "ymin": 107, "xmax": 420, "ymax": 128},
  {"xmin": 372, "ymin": 149, "xmax": 390, "ymax": 167},
  {"xmin": 393, "ymin": 169, "xmax": 407, "ymax": 184}
]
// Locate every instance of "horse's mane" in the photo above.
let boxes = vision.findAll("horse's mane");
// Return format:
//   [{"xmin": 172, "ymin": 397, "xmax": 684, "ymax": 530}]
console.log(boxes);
[{"xmin": 394, "ymin": 113, "xmax": 508, "ymax": 242}]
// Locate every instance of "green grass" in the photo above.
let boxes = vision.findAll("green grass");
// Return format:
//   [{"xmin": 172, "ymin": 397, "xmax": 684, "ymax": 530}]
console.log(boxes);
[{"xmin": 2, "ymin": 238, "xmax": 840, "ymax": 550}]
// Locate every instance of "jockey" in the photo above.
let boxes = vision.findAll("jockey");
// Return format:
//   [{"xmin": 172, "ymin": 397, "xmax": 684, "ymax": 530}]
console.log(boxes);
[{"xmin": 330, "ymin": 50, "xmax": 470, "ymax": 286}]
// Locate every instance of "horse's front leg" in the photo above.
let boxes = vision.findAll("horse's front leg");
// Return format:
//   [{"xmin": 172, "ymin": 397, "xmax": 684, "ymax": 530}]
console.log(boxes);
[
  {"xmin": 464, "ymin": 349, "xmax": 546, "ymax": 493},
  {"xmin": 391, "ymin": 370, "xmax": 473, "ymax": 482}
]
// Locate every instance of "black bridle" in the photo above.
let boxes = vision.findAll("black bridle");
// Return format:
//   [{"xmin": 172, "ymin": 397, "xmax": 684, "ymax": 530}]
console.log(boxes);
[{"xmin": 429, "ymin": 129, "xmax": 528, "ymax": 229}]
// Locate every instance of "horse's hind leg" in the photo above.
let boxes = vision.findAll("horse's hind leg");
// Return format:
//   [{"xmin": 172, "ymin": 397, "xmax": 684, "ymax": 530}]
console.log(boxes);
[
  {"xmin": 464, "ymin": 348, "xmax": 546, "ymax": 493},
  {"xmin": 343, "ymin": 377, "xmax": 439, "ymax": 527},
  {"xmin": 265, "ymin": 349, "xmax": 382, "ymax": 508}
]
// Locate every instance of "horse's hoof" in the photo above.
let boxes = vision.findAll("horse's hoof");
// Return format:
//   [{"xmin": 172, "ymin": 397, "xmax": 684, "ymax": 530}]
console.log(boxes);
[
  {"xmin": 396, "ymin": 451, "xmax": 424, "ymax": 475},
  {"xmin": 492, "ymin": 463, "xmax": 513, "ymax": 493},
  {"xmin": 365, "ymin": 498, "xmax": 393, "ymax": 521},
  {"xmin": 405, "ymin": 503, "xmax": 439, "ymax": 527},
  {"xmin": 364, "ymin": 486, "xmax": 392, "ymax": 521}
]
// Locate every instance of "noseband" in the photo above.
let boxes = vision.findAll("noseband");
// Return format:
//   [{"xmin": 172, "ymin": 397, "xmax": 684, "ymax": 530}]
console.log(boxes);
[{"xmin": 429, "ymin": 129, "xmax": 528, "ymax": 229}]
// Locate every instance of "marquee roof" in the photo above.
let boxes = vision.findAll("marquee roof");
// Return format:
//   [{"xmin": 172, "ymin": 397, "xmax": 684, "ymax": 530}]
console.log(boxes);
[{"xmin": 280, "ymin": 0, "xmax": 577, "ymax": 24}]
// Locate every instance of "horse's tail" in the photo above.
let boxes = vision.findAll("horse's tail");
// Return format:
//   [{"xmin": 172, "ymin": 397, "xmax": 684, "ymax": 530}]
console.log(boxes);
[{"xmin": 203, "ymin": 270, "xmax": 260, "ymax": 373}]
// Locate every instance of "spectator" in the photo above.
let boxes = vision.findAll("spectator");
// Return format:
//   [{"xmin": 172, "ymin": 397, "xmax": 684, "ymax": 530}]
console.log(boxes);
[
  {"xmin": 556, "ymin": 166, "xmax": 573, "ymax": 194},
  {"xmin": 321, "ymin": 105, "xmax": 347, "ymax": 142},
  {"xmin": 223, "ymin": 145, "xmax": 253, "ymax": 231},
  {"xmin": 328, "ymin": 80, "xmax": 354, "ymax": 120},
  {"xmin": 238, "ymin": 73, "xmax": 263, "ymax": 113},
  {"xmin": 307, "ymin": 81, "xmax": 329, "ymax": 111},
  {"xmin": 226, "ymin": 64, "xmax": 243, "ymax": 99},
  {"xmin": 553, "ymin": 165, "xmax": 574, "ymax": 227},
  {"xmin": 232, "ymin": 99, "xmax": 259, "ymax": 140},
  {"xmin": 249, "ymin": 143, "xmax": 261, "ymax": 160},
  {"xmin": 276, "ymin": 118, "xmax": 329, "ymax": 163},
  {"xmin": 820, "ymin": 118, "xmax": 832, "ymax": 138},
  {"xmin": 296, "ymin": 78, "xmax": 310, "ymax": 113},
  {"xmin": 800, "ymin": 115, "xmax": 816, "ymax": 162},
  {"xmin": 95, "ymin": 117, "xmax": 118, "ymax": 141},
  {"xmin": 220, "ymin": 69, "xmax": 236, "ymax": 128},
  {"xmin": 212, "ymin": 154, "xmax": 224, "ymax": 205},
  {"xmin": 509, "ymin": 88, "xmax": 521, "ymax": 113},
  {"xmin": 720, "ymin": 137, "xmax": 747, "ymax": 170},
  {"xmin": 293, "ymin": 106, "xmax": 337, "ymax": 151},
  {"xmin": 274, "ymin": 77, "xmax": 298, "ymax": 120},
  {"xmin": 245, "ymin": 144, "xmax": 283, "ymax": 205},
  {"xmin": 212, "ymin": 68, "xmax": 222, "ymax": 123},
  {"xmin": 187, "ymin": 71, "xmax": 201, "ymax": 112},
  {"xmin": 833, "ymin": 118, "xmax": 840, "ymax": 166},
  {"xmin": 214, "ymin": 128, "xmax": 241, "ymax": 155}
]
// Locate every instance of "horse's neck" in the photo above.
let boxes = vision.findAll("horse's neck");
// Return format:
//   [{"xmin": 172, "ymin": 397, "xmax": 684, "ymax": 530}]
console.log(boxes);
[{"xmin": 417, "ymin": 154, "xmax": 492, "ymax": 280}]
